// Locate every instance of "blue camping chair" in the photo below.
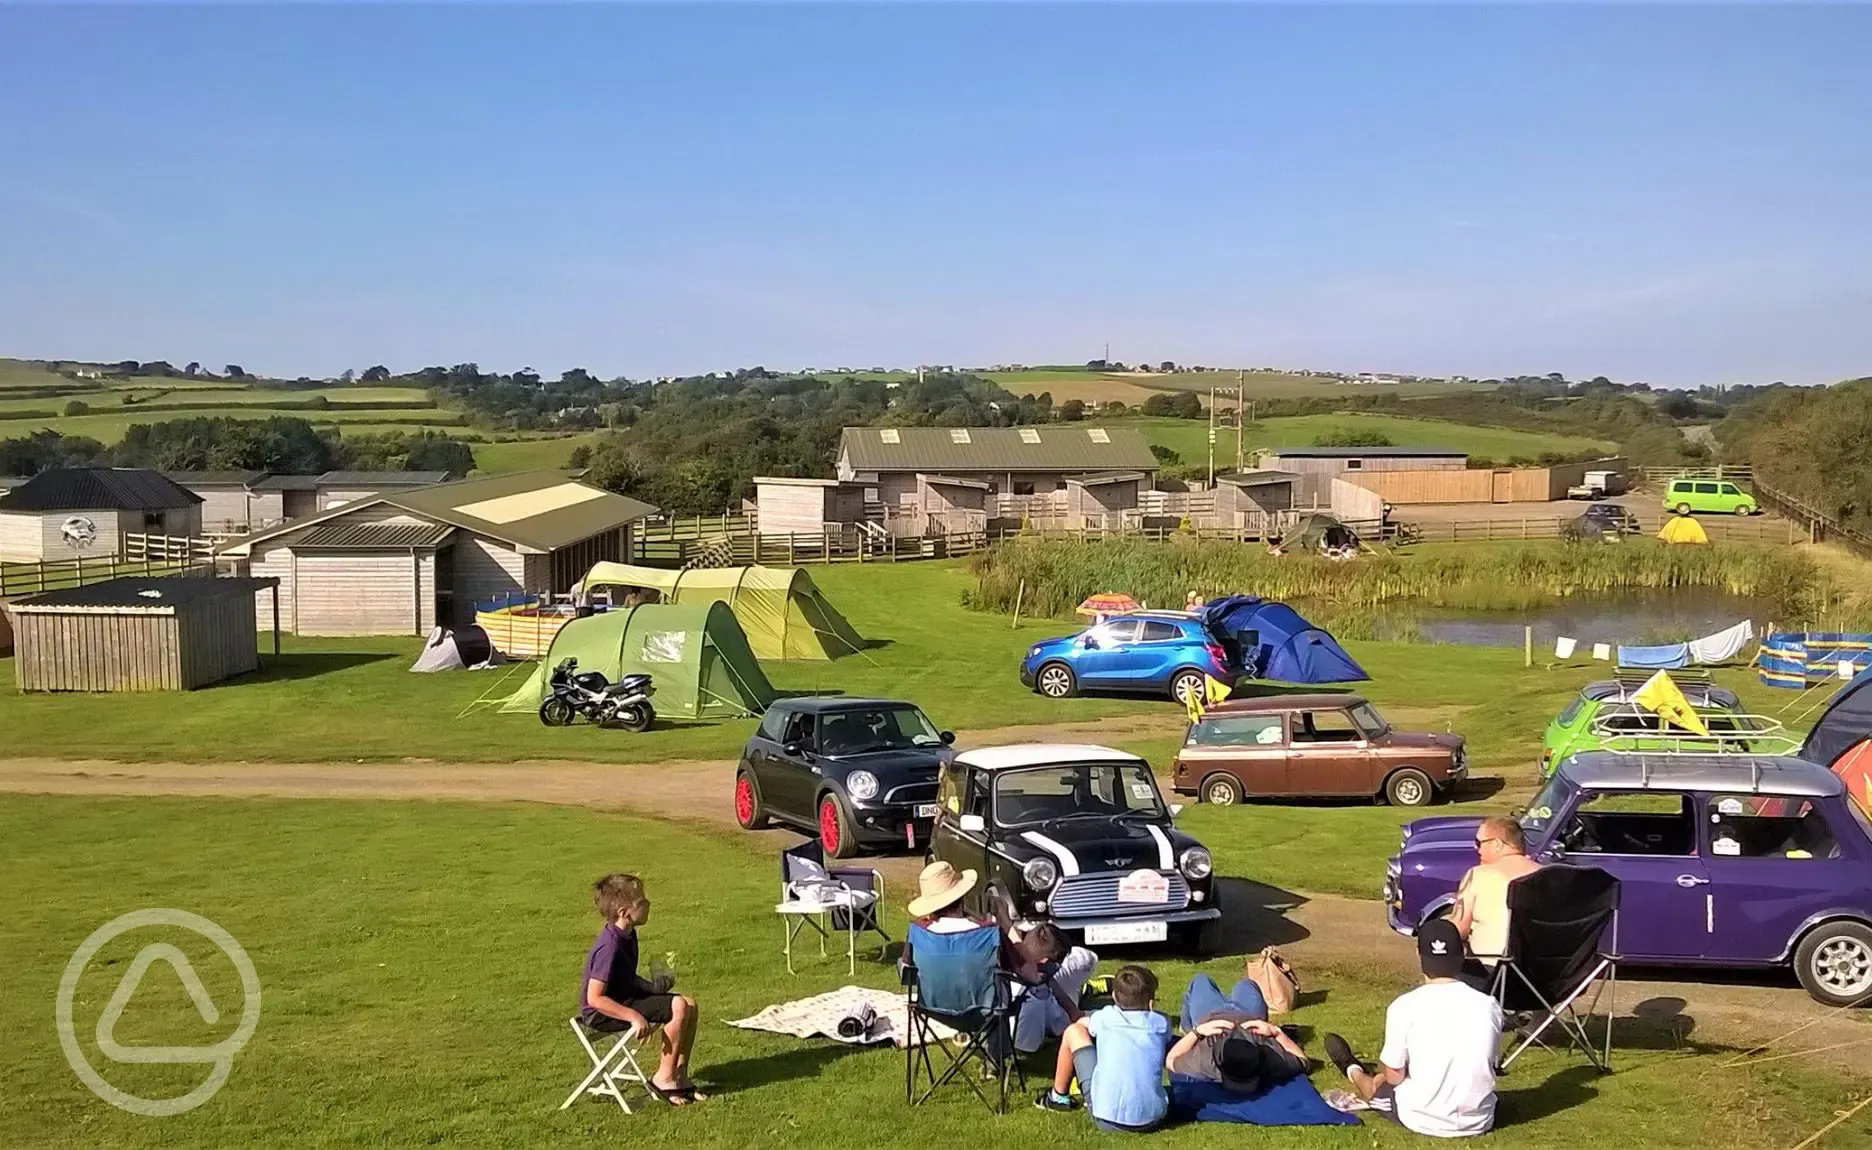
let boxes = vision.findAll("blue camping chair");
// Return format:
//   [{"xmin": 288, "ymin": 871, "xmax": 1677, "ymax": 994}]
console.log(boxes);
[{"xmin": 902, "ymin": 921, "xmax": 1024, "ymax": 1112}]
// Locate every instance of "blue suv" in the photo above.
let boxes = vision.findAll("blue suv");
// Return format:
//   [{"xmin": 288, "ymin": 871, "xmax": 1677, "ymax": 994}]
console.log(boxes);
[{"xmin": 1020, "ymin": 613, "xmax": 1236, "ymax": 704}]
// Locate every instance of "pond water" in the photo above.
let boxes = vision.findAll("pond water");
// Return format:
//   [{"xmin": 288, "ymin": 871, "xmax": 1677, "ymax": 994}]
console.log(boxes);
[{"xmin": 1373, "ymin": 589, "xmax": 1780, "ymax": 650}]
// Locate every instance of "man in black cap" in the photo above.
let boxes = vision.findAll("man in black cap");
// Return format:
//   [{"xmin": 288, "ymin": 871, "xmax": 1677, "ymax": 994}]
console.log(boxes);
[{"xmin": 1323, "ymin": 918, "xmax": 1504, "ymax": 1137}]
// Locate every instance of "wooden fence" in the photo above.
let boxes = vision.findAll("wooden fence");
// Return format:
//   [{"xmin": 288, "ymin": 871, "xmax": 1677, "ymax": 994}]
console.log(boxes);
[
  {"xmin": 1411, "ymin": 513, "xmax": 1806, "ymax": 545},
  {"xmin": 0, "ymin": 535, "xmax": 218, "ymax": 598}
]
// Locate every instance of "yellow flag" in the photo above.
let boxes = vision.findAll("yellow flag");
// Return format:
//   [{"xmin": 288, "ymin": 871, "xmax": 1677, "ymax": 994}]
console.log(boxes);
[
  {"xmin": 1204, "ymin": 674, "xmax": 1233, "ymax": 705},
  {"xmin": 1631, "ymin": 670, "xmax": 1711, "ymax": 736},
  {"xmin": 1185, "ymin": 685, "xmax": 1205, "ymax": 725}
]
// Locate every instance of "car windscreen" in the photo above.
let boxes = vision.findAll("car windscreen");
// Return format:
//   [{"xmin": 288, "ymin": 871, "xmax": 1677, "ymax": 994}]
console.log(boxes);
[
  {"xmin": 993, "ymin": 762, "xmax": 1165, "ymax": 827},
  {"xmin": 1520, "ymin": 774, "xmax": 1576, "ymax": 839},
  {"xmin": 1555, "ymin": 695, "xmax": 1589, "ymax": 727},
  {"xmin": 1349, "ymin": 703, "xmax": 1390, "ymax": 738},
  {"xmin": 816, "ymin": 706, "xmax": 946, "ymax": 755}
]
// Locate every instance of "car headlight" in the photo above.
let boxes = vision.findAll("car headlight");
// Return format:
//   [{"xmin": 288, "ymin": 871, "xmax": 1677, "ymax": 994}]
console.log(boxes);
[
  {"xmin": 846, "ymin": 771, "xmax": 880, "ymax": 801},
  {"xmin": 1178, "ymin": 847, "xmax": 1213, "ymax": 881},
  {"xmin": 1022, "ymin": 856, "xmax": 1059, "ymax": 891}
]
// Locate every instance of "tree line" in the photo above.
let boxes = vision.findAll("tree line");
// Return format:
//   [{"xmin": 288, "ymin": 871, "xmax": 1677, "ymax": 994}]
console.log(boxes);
[{"xmin": 0, "ymin": 419, "xmax": 475, "ymax": 478}]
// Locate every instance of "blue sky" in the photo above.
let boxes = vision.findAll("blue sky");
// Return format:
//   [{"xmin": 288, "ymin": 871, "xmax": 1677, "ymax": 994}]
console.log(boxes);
[{"xmin": 1, "ymin": 5, "xmax": 1866, "ymax": 386}]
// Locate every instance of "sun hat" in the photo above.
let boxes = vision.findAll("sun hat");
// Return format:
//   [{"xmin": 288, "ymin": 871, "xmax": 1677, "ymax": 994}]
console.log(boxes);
[{"xmin": 907, "ymin": 860, "xmax": 979, "ymax": 918}]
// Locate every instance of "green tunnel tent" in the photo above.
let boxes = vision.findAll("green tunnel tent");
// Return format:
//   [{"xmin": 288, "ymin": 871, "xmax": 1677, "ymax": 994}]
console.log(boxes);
[
  {"xmin": 497, "ymin": 601, "xmax": 776, "ymax": 721},
  {"xmin": 575, "ymin": 562, "xmax": 867, "ymax": 661}
]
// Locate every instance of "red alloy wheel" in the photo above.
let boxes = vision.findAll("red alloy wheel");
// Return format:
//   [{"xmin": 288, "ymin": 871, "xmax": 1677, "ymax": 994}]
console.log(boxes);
[
  {"xmin": 819, "ymin": 797, "xmax": 842, "ymax": 854},
  {"xmin": 734, "ymin": 777, "xmax": 755, "ymax": 826}
]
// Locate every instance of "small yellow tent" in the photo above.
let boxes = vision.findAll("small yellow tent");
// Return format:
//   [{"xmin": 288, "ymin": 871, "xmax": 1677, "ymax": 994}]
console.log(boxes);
[
  {"xmin": 577, "ymin": 562, "xmax": 866, "ymax": 660},
  {"xmin": 1658, "ymin": 515, "xmax": 1710, "ymax": 545}
]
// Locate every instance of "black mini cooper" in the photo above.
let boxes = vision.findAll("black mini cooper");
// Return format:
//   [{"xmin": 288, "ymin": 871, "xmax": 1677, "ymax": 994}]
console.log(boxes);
[
  {"xmin": 734, "ymin": 698, "xmax": 956, "ymax": 857},
  {"xmin": 928, "ymin": 744, "xmax": 1221, "ymax": 952}
]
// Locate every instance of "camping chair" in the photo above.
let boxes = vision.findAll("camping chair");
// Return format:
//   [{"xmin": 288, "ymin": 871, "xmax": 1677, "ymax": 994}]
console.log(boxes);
[
  {"xmin": 903, "ymin": 921, "xmax": 1025, "ymax": 1113},
  {"xmin": 778, "ymin": 839, "xmax": 888, "ymax": 974},
  {"xmin": 561, "ymin": 1015, "xmax": 660, "ymax": 1114},
  {"xmin": 1489, "ymin": 866, "xmax": 1621, "ymax": 1074}
]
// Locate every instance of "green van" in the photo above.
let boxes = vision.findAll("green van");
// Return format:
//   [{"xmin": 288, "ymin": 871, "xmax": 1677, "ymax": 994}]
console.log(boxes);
[{"xmin": 1663, "ymin": 477, "xmax": 1758, "ymax": 516}]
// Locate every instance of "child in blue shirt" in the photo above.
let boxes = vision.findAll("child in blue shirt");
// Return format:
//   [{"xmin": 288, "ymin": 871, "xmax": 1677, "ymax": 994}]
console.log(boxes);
[{"xmin": 1036, "ymin": 964, "xmax": 1171, "ymax": 1133}]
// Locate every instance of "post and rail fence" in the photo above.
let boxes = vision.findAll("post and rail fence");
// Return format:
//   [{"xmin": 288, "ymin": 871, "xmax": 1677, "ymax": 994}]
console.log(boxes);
[{"xmin": 0, "ymin": 534, "xmax": 219, "ymax": 598}]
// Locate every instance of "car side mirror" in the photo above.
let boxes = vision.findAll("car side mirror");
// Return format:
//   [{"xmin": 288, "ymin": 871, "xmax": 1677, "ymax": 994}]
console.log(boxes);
[
  {"xmin": 1537, "ymin": 845, "xmax": 1565, "ymax": 863},
  {"xmin": 1169, "ymin": 804, "xmax": 1184, "ymax": 818},
  {"xmin": 783, "ymin": 742, "xmax": 804, "ymax": 757},
  {"xmin": 959, "ymin": 814, "xmax": 986, "ymax": 833},
  {"xmin": 939, "ymin": 730, "xmax": 956, "ymax": 746}
]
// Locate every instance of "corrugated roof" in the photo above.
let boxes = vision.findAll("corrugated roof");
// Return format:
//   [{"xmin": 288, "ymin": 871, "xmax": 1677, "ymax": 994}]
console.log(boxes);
[
  {"xmin": 251, "ymin": 474, "xmax": 322, "ymax": 492},
  {"xmin": 163, "ymin": 471, "xmax": 268, "ymax": 487},
  {"xmin": 0, "ymin": 468, "xmax": 203, "ymax": 512},
  {"xmin": 12, "ymin": 575, "xmax": 278, "ymax": 612},
  {"xmin": 839, "ymin": 426, "xmax": 1158, "ymax": 473},
  {"xmin": 1218, "ymin": 469, "xmax": 1299, "ymax": 487},
  {"xmin": 227, "ymin": 471, "xmax": 658, "ymax": 556},
  {"xmin": 289, "ymin": 522, "xmax": 455, "ymax": 549},
  {"xmin": 317, "ymin": 470, "xmax": 454, "ymax": 487},
  {"xmin": 1262, "ymin": 447, "xmax": 1468, "ymax": 459}
]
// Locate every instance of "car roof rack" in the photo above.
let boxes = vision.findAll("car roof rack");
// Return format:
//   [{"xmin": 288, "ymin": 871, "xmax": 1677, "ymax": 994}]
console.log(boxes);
[
  {"xmin": 1597, "ymin": 726, "xmax": 1804, "ymax": 770},
  {"xmin": 1610, "ymin": 667, "xmax": 1715, "ymax": 688}
]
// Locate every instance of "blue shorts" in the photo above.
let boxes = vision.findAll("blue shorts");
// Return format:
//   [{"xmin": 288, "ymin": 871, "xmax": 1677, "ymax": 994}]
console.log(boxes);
[{"xmin": 1072, "ymin": 1046, "xmax": 1162, "ymax": 1134}]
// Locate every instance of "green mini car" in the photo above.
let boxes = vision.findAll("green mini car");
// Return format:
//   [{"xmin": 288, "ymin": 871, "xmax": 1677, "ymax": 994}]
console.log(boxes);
[
  {"xmin": 1540, "ymin": 678, "xmax": 1748, "ymax": 775},
  {"xmin": 1662, "ymin": 477, "xmax": 1758, "ymax": 516}
]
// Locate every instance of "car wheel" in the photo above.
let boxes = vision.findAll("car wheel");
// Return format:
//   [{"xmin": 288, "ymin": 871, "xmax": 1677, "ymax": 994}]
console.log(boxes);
[
  {"xmin": 734, "ymin": 769, "xmax": 770, "ymax": 831},
  {"xmin": 1794, "ymin": 921, "xmax": 1872, "ymax": 1007},
  {"xmin": 1385, "ymin": 768, "xmax": 1434, "ymax": 808},
  {"xmin": 538, "ymin": 698, "xmax": 574, "ymax": 727},
  {"xmin": 1036, "ymin": 662, "xmax": 1078, "ymax": 699},
  {"xmin": 819, "ymin": 791, "xmax": 858, "ymax": 859},
  {"xmin": 1177, "ymin": 918, "xmax": 1218, "ymax": 957},
  {"xmin": 1676, "ymin": 502, "xmax": 1692, "ymax": 516},
  {"xmin": 1202, "ymin": 774, "xmax": 1244, "ymax": 806},
  {"xmin": 1169, "ymin": 669, "xmax": 1206, "ymax": 706}
]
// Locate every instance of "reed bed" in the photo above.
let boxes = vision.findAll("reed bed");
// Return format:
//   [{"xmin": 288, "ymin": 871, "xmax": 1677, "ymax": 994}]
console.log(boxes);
[{"xmin": 965, "ymin": 537, "xmax": 1835, "ymax": 626}]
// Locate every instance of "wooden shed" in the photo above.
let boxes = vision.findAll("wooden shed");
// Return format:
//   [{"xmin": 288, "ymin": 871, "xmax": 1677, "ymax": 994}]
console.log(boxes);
[{"xmin": 7, "ymin": 576, "xmax": 280, "ymax": 692}]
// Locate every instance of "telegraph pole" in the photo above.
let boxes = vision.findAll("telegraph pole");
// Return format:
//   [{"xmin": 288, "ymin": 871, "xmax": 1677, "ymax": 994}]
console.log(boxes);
[{"xmin": 1207, "ymin": 384, "xmax": 1216, "ymax": 485}]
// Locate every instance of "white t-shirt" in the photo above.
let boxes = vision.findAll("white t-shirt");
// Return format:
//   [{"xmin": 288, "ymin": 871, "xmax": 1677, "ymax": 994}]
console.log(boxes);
[{"xmin": 1379, "ymin": 980, "xmax": 1503, "ymax": 1138}]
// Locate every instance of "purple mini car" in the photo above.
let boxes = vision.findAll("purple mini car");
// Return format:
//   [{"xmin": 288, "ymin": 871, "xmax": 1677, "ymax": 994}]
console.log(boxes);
[{"xmin": 1384, "ymin": 752, "xmax": 1872, "ymax": 1006}]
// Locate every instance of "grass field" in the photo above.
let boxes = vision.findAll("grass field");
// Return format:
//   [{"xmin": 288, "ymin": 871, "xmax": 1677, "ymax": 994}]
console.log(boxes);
[
  {"xmin": 0, "ymin": 796, "xmax": 1857, "ymax": 1148},
  {"xmin": 1116, "ymin": 414, "xmax": 1614, "ymax": 466},
  {"xmin": 988, "ymin": 369, "xmax": 1494, "ymax": 407},
  {"xmin": 0, "ymin": 559, "xmax": 1799, "ymax": 900},
  {"xmin": 474, "ymin": 433, "xmax": 604, "ymax": 474}
]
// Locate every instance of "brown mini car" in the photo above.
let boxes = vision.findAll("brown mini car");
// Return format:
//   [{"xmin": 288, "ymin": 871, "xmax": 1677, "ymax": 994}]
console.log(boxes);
[{"xmin": 1170, "ymin": 694, "xmax": 1466, "ymax": 807}]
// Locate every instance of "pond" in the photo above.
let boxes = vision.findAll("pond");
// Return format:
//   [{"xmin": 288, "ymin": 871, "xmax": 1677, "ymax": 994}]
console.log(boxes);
[{"xmin": 1374, "ymin": 589, "xmax": 1779, "ymax": 650}]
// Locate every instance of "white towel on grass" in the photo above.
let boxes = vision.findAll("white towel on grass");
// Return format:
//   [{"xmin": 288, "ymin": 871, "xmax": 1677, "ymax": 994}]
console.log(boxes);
[{"xmin": 728, "ymin": 985, "xmax": 956, "ymax": 1049}]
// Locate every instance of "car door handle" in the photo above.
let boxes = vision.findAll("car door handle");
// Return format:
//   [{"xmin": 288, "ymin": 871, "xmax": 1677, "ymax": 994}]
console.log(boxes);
[{"xmin": 1675, "ymin": 874, "xmax": 1710, "ymax": 888}]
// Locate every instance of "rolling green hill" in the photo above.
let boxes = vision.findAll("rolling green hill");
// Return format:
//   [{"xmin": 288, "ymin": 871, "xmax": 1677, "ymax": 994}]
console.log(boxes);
[{"xmin": 1117, "ymin": 413, "xmax": 1615, "ymax": 468}]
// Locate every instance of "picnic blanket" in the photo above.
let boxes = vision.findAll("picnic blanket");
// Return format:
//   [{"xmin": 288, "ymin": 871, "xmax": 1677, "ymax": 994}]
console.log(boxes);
[
  {"xmin": 1169, "ymin": 1073, "xmax": 1361, "ymax": 1127},
  {"xmin": 727, "ymin": 985, "xmax": 957, "ymax": 1049}
]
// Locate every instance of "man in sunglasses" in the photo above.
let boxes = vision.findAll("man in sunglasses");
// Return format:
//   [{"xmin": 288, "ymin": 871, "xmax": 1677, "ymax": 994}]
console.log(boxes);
[{"xmin": 1451, "ymin": 816, "xmax": 1542, "ymax": 975}]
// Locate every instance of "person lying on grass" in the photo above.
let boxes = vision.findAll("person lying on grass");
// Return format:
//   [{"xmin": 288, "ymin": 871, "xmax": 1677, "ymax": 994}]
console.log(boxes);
[
  {"xmin": 1323, "ymin": 918, "xmax": 1502, "ymax": 1137},
  {"xmin": 579, "ymin": 872, "xmax": 707, "ymax": 1105},
  {"xmin": 1036, "ymin": 965, "xmax": 1172, "ymax": 1133},
  {"xmin": 1166, "ymin": 970, "xmax": 1309, "ymax": 1095}
]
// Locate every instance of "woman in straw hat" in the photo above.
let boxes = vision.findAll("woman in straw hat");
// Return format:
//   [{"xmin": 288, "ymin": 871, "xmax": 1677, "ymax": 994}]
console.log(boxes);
[{"xmin": 901, "ymin": 860, "xmax": 990, "ymax": 970}]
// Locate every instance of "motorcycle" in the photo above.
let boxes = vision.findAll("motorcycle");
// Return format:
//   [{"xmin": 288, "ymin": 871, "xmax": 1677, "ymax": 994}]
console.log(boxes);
[{"xmin": 539, "ymin": 657, "xmax": 656, "ymax": 732}]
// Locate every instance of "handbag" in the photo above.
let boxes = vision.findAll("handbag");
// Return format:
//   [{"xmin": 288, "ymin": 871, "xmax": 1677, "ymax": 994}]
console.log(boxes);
[{"xmin": 1246, "ymin": 946, "xmax": 1299, "ymax": 1015}]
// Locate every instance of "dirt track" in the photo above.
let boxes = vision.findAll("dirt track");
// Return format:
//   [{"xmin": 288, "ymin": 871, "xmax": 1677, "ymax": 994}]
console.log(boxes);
[{"xmin": 5, "ymin": 730, "xmax": 1870, "ymax": 1075}]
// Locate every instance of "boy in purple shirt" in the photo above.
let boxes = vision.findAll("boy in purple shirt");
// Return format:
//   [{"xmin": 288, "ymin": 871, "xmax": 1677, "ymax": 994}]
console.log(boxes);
[{"xmin": 579, "ymin": 873, "xmax": 706, "ymax": 1103}]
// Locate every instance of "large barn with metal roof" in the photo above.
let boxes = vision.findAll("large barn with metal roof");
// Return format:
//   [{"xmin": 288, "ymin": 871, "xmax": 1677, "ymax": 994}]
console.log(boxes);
[
  {"xmin": 0, "ymin": 468, "xmax": 203, "ymax": 562},
  {"xmin": 219, "ymin": 472, "xmax": 657, "ymax": 635}
]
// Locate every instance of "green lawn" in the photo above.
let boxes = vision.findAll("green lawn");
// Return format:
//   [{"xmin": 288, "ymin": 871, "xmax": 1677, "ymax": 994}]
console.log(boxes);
[
  {"xmin": 0, "ymin": 386, "xmax": 432, "ymax": 414},
  {"xmin": 1, "ymin": 407, "xmax": 468, "ymax": 443},
  {"xmin": 0, "ymin": 794, "xmax": 1855, "ymax": 1148},
  {"xmin": 987, "ymin": 370, "xmax": 1494, "ymax": 407},
  {"xmin": 1118, "ymin": 415, "xmax": 1613, "ymax": 467}
]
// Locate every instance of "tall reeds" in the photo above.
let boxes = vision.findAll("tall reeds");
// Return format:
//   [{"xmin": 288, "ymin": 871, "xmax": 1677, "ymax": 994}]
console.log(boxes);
[{"xmin": 964, "ymin": 538, "xmax": 1834, "ymax": 625}]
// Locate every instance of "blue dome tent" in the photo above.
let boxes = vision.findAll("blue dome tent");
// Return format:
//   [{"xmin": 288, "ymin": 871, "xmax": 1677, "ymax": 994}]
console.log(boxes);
[
  {"xmin": 1801, "ymin": 667, "xmax": 1872, "ymax": 769},
  {"xmin": 1201, "ymin": 595, "xmax": 1369, "ymax": 684}
]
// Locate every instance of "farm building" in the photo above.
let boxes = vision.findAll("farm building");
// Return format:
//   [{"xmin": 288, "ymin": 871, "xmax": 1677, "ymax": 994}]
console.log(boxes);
[
  {"xmin": 163, "ymin": 472, "xmax": 274, "ymax": 535},
  {"xmin": 314, "ymin": 471, "xmax": 454, "ymax": 511},
  {"xmin": 1257, "ymin": 446, "xmax": 1469, "ymax": 476},
  {"xmin": 752, "ymin": 477, "xmax": 869, "ymax": 535},
  {"xmin": 201, "ymin": 470, "xmax": 456, "ymax": 528},
  {"xmin": 220, "ymin": 471, "xmax": 657, "ymax": 636},
  {"xmin": 1340, "ymin": 457, "xmax": 1629, "ymax": 504},
  {"xmin": 837, "ymin": 426, "xmax": 1158, "ymax": 501},
  {"xmin": 6, "ymin": 575, "xmax": 279, "ymax": 692},
  {"xmin": 0, "ymin": 469, "xmax": 203, "ymax": 562},
  {"xmin": 1214, "ymin": 470, "xmax": 1297, "ymax": 524}
]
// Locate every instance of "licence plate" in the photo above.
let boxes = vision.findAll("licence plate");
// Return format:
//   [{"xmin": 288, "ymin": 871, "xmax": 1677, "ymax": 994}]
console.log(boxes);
[
  {"xmin": 915, "ymin": 803, "xmax": 939, "ymax": 818},
  {"xmin": 1084, "ymin": 921, "xmax": 1169, "ymax": 946}
]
